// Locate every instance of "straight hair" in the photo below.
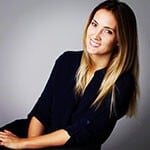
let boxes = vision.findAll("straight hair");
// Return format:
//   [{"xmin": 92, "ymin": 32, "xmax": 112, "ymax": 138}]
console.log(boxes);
[{"xmin": 75, "ymin": 0, "xmax": 139, "ymax": 117}]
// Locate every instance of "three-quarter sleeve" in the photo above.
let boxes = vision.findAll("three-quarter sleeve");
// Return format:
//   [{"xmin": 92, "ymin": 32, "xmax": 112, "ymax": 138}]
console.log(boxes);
[
  {"xmin": 64, "ymin": 73, "xmax": 134, "ymax": 146},
  {"xmin": 27, "ymin": 51, "xmax": 80, "ymax": 129},
  {"xmin": 27, "ymin": 51, "xmax": 82, "ymax": 131},
  {"xmin": 28, "ymin": 55, "xmax": 62, "ymax": 128},
  {"xmin": 113, "ymin": 73, "xmax": 134, "ymax": 119},
  {"xmin": 64, "ymin": 95, "xmax": 116, "ymax": 146}
]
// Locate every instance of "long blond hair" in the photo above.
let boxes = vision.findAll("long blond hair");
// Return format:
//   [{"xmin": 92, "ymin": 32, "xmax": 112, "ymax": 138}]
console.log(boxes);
[{"xmin": 75, "ymin": 0, "xmax": 139, "ymax": 117}]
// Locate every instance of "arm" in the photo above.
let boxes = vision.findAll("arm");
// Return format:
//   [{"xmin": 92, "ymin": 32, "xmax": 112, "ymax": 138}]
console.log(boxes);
[
  {"xmin": 0, "ymin": 129, "xmax": 70, "ymax": 149},
  {"xmin": 24, "ymin": 129, "xmax": 70, "ymax": 149},
  {"xmin": 65, "ymin": 73, "xmax": 134, "ymax": 146},
  {"xmin": 28, "ymin": 116, "xmax": 45, "ymax": 137}
]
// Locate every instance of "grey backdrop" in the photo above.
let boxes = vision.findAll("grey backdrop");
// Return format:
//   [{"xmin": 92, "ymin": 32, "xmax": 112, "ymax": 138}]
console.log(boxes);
[{"xmin": 0, "ymin": 0, "xmax": 149, "ymax": 150}]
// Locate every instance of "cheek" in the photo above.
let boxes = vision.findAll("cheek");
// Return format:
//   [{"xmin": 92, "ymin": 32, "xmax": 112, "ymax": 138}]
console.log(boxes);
[
  {"xmin": 105, "ymin": 37, "xmax": 117, "ymax": 47},
  {"xmin": 86, "ymin": 29, "xmax": 90, "ymax": 39},
  {"xmin": 102, "ymin": 39, "xmax": 117, "ymax": 53},
  {"xmin": 86, "ymin": 26, "xmax": 94, "ymax": 37}
]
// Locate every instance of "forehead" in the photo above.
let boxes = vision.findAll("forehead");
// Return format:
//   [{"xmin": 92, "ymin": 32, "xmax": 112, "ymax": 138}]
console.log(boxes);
[{"xmin": 93, "ymin": 9, "xmax": 117, "ymax": 29}]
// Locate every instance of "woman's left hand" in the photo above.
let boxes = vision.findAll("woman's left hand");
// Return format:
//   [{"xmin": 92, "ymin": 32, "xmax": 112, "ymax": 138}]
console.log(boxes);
[{"xmin": 0, "ymin": 130, "xmax": 25, "ymax": 149}]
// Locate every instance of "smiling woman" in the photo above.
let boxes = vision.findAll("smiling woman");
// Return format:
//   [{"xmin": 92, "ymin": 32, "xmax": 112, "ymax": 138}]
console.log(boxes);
[{"xmin": 0, "ymin": 0, "xmax": 139, "ymax": 149}]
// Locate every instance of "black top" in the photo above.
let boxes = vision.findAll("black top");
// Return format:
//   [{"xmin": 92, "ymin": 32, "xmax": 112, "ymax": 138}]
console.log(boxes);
[{"xmin": 28, "ymin": 51, "xmax": 134, "ymax": 148}]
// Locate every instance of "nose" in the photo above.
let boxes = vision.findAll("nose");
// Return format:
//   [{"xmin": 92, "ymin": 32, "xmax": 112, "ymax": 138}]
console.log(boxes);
[{"xmin": 93, "ymin": 28, "xmax": 102, "ymax": 40}]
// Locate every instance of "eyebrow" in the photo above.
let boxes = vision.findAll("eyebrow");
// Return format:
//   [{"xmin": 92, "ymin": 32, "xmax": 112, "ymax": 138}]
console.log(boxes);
[{"xmin": 92, "ymin": 19, "xmax": 116, "ymax": 32}]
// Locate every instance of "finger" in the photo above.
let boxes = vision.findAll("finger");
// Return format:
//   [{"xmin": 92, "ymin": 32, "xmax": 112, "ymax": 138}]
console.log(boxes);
[
  {"xmin": 0, "ymin": 133, "xmax": 8, "ymax": 139},
  {"xmin": 3, "ymin": 130, "xmax": 17, "ymax": 137},
  {"xmin": 0, "ymin": 131, "xmax": 7, "ymax": 135},
  {"xmin": 4, "ymin": 130, "xmax": 13, "ymax": 135},
  {"xmin": 0, "ymin": 141, "xmax": 4, "ymax": 146},
  {"xmin": 0, "ymin": 135, "xmax": 5, "ymax": 142},
  {"xmin": 0, "ymin": 131, "xmax": 10, "ymax": 137}
]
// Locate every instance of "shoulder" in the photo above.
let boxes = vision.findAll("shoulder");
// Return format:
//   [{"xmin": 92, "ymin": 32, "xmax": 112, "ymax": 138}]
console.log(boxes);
[
  {"xmin": 55, "ymin": 50, "xmax": 83, "ymax": 66},
  {"xmin": 56, "ymin": 50, "xmax": 82, "ymax": 62},
  {"xmin": 53, "ymin": 50, "xmax": 83, "ymax": 73}
]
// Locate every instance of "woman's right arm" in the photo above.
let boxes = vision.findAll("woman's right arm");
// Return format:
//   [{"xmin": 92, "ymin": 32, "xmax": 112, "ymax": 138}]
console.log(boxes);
[{"xmin": 28, "ymin": 116, "xmax": 45, "ymax": 137}]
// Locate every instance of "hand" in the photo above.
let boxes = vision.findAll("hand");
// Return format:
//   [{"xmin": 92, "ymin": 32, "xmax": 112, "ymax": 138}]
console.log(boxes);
[{"xmin": 0, "ymin": 130, "xmax": 24, "ymax": 149}]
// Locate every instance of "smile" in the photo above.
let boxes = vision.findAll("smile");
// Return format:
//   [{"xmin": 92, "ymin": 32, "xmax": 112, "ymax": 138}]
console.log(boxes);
[{"xmin": 89, "ymin": 39, "xmax": 101, "ymax": 48}]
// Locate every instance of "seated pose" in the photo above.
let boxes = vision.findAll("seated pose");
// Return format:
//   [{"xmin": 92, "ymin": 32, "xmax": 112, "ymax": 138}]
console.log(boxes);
[{"xmin": 0, "ymin": 0, "xmax": 139, "ymax": 149}]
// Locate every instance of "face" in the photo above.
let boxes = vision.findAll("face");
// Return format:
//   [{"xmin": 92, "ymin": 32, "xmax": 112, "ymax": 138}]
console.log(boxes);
[{"xmin": 86, "ymin": 9, "xmax": 118, "ymax": 59}]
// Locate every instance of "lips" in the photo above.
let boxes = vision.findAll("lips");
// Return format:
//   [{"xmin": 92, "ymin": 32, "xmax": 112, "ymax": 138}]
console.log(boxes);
[{"xmin": 89, "ymin": 39, "xmax": 101, "ymax": 48}]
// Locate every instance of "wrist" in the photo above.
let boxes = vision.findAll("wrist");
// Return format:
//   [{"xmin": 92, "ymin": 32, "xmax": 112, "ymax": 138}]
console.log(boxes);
[
  {"xmin": 20, "ymin": 138, "xmax": 30, "ymax": 149},
  {"xmin": 13, "ymin": 138, "xmax": 28, "ymax": 149}
]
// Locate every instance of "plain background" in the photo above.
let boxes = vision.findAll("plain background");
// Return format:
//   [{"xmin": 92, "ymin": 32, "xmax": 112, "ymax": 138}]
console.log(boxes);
[{"xmin": 0, "ymin": 0, "xmax": 149, "ymax": 149}]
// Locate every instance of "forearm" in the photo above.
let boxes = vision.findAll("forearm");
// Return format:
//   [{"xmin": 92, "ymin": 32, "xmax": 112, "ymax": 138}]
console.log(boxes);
[{"xmin": 23, "ymin": 129, "xmax": 70, "ymax": 149}]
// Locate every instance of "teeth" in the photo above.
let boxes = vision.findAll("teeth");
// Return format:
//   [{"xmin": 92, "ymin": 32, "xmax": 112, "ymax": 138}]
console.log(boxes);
[{"xmin": 90, "ymin": 39, "xmax": 100, "ymax": 47}]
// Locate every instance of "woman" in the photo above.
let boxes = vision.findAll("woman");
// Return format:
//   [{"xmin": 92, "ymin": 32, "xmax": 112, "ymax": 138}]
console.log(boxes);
[{"xmin": 0, "ymin": 0, "xmax": 139, "ymax": 149}]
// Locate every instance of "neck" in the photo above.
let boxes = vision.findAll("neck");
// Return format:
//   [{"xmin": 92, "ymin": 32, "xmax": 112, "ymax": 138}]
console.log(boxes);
[{"xmin": 89, "ymin": 54, "xmax": 111, "ymax": 71}]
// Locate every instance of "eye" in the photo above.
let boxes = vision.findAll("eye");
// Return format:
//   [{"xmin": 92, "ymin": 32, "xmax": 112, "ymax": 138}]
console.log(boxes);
[
  {"xmin": 103, "ymin": 29, "xmax": 113, "ymax": 35},
  {"xmin": 91, "ymin": 20, "xmax": 97, "ymax": 27}
]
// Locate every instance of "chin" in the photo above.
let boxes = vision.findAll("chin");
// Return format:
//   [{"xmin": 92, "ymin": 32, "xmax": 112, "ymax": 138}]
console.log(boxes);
[{"xmin": 87, "ymin": 47, "xmax": 99, "ymax": 55}]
